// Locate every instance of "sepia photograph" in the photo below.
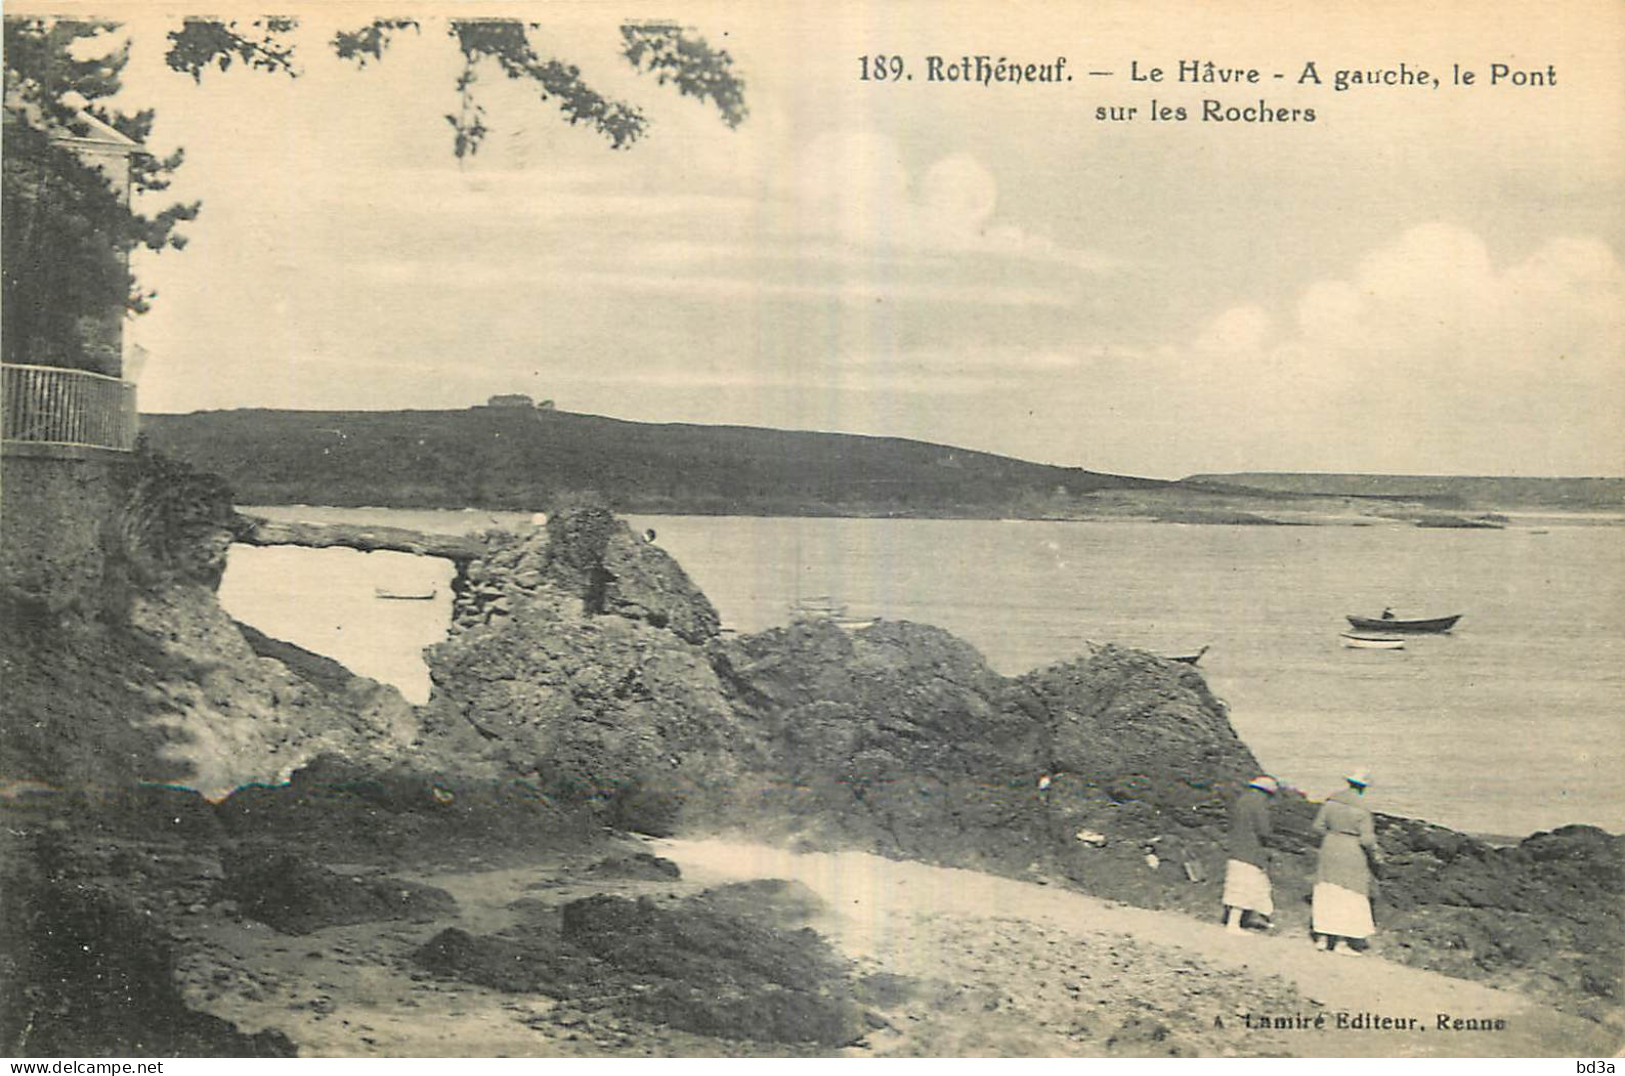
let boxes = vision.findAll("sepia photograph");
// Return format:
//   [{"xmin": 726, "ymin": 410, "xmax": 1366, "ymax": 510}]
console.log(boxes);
[{"xmin": 2, "ymin": 0, "xmax": 1621, "ymax": 1061}]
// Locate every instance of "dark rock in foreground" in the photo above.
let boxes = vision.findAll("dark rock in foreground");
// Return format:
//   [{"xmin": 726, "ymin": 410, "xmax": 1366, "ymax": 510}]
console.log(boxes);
[
  {"xmin": 414, "ymin": 890, "xmax": 864, "ymax": 1046},
  {"xmin": 585, "ymin": 852, "xmax": 683, "ymax": 880},
  {"xmin": 0, "ymin": 830, "xmax": 295, "ymax": 1058},
  {"xmin": 218, "ymin": 847, "xmax": 458, "ymax": 935}
]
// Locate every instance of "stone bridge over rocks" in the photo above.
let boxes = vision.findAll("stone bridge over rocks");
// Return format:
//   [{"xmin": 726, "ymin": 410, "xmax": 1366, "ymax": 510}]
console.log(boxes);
[{"xmin": 236, "ymin": 515, "xmax": 489, "ymax": 565}]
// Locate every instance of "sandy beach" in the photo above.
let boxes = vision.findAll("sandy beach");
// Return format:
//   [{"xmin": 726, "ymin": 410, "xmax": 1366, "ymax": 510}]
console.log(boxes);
[{"xmin": 135, "ymin": 832, "xmax": 1614, "ymax": 1058}]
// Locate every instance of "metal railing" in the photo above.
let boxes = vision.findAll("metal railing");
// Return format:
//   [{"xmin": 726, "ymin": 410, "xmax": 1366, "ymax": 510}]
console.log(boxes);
[{"xmin": 2, "ymin": 362, "xmax": 138, "ymax": 451}]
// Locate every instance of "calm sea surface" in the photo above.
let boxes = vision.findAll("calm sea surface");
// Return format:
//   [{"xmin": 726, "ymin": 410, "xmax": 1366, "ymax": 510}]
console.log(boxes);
[{"xmin": 223, "ymin": 507, "xmax": 1625, "ymax": 837}]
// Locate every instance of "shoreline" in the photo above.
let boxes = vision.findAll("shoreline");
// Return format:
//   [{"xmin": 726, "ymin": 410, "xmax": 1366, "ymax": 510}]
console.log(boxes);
[
  {"xmin": 222, "ymin": 505, "xmax": 1625, "ymax": 838},
  {"xmin": 239, "ymin": 502, "xmax": 1625, "ymax": 530}
]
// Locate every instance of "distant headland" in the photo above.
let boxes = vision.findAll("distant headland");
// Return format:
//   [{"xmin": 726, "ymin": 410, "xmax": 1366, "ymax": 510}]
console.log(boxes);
[{"xmin": 139, "ymin": 407, "xmax": 1624, "ymax": 524}]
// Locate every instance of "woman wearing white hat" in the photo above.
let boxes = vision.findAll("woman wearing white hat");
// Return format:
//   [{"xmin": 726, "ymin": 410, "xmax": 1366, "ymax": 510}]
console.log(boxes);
[
  {"xmin": 1311, "ymin": 770, "xmax": 1381, "ymax": 955},
  {"xmin": 1222, "ymin": 775, "xmax": 1280, "ymax": 934}
]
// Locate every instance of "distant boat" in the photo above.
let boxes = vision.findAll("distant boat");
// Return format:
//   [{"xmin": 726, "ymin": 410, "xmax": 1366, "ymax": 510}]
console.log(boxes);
[
  {"xmin": 1346, "ymin": 613, "xmax": 1462, "ymax": 633},
  {"xmin": 790, "ymin": 596, "xmax": 877, "ymax": 631},
  {"xmin": 1166, "ymin": 645, "xmax": 1210, "ymax": 665},
  {"xmin": 1340, "ymin": 632, "xmax": 1406, "ymax": 650},
  {"xmin": 375, "ymin": 586, "xmax": 437, "ymax": 601}
]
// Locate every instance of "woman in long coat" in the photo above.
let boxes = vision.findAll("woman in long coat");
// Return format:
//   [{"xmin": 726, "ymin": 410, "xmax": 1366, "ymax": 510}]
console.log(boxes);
[
  {"xmin": 1312, "ymin": 770, "xmax": 1380, "ymax": 955},
  {"xmin": 1222, "ymin": 775, "xmax": 1279, "ymax": 934}
]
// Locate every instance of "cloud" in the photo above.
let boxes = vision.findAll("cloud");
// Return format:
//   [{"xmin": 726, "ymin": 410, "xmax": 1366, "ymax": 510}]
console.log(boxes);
[
  {"xmin": 1158, "ymin": 224, "xmax": 1625, "ymax": 474},
  {"xmin": 787, "ymin": 132, "xmax": 1109, "ymax": 273},
  {"xmin": 1193, "ymin": 306, "xmax": 1270, "ymax": 357},
  {"xmin": 317, "ymin": 134, "xmax": 1102, "ymax": 314}
]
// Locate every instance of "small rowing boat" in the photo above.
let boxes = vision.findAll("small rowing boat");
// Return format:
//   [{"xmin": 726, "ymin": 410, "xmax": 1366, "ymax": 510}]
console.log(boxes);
[
  {"xmin": 1166, "ymin": 645, "xmax": 1210, "ymax": 665},
  {"xmin": 1340, "ymin": 632, "xmax": 1405, "ymax": 650},
  {"xmin": 1346, "ymin": 612, "xmax": 1462, "ymax": 633}
]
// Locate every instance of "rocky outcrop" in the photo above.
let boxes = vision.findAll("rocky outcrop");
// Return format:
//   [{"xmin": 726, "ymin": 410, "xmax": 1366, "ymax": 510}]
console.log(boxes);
[
  {"xmin": 423, "ymin": 504, "xmax": 740, "ymax": 831},
  {"xmin": 114, "ymin": 445, "xmax": 249, "ymax": 591},
  {"xmin": 1373, "ymin": 820, "xmax": 1624, "ymax": 1020},
  {"xmin": 424, "ymin": 515, "xmax": 1267, "ymax": 908},
  {"xmin": 414, "ymin": 888, "xmax": 865, "ymax": 1046},
  {"xmin": 3, "ymin": 440, "xmax": 433, "ymax": 800},
  {"xmin": 218, "ymin": 847, "xmax": 458, "ymax": 934},
  {"xmin": 210, "ymin": 755, "xmax": 592, "ymax": 866},
  {"xmin": 5, "ymin": 491, "xmax": 1618, "ymax": 1037},
  {"xmin": 452, "ymin": 503, "xmax": 720, "ymax": 643},
  {"xmin": 0, "ymin": 582, "xmax": 419, "ymax": 799},
  {"xmin": 713, "ymin": 622, "xmax": 1261, "ymax": 911},
  {"xmin": 424, "ymin": 585, "xmax": 755, "ymax": 833},
  {"xmin": 0, "ymin": 825, "xmax": 297, "ymax": 1057}
]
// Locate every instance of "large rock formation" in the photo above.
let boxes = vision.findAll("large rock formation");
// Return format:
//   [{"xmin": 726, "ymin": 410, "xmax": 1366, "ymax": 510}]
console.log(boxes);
[
  {"xmin": 1, "ymin": 446, "xmax": 422, "ymax": 799},
  {"xmin": 1373, "ymin": 818, "xmax": 1624, "ymax": 1022},
  {"xmin": 451, "ymin": 500, "xmax": 721, "ymax": 643},
  {"xmin": 423, "ymin": 504, "xmax": 747, "ymax": 832},
  {"xmin": 422, "ymin": 508, "xmax": 1266, "ymax": 912},
  {"xmin": 710, "ymin": 621, "xmax": 1261, "ymax": 912}
]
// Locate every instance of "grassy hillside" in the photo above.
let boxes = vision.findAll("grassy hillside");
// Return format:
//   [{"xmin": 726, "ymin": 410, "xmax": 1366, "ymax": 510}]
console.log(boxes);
[
  {"xmin": 1188, "ymin": 472, "xmax": 1624, "ymax": 511},
  {"xmin": 140, "ymin": 408, "xmax": 1169, "ymax": 516}
]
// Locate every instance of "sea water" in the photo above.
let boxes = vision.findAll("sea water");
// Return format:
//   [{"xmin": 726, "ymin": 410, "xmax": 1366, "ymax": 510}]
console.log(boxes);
[{"xmin": 221, "ymin": 507, "xmax": 1625, "ymax": 837}]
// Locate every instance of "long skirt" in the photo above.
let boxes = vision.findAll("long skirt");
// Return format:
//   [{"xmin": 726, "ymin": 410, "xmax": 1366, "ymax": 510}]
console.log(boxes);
[
  {"xmin": 1222, "ymin": 859, "xmax": 1273, "ymax": 915},
  {"xmin": 1312, "ymin": 881, "xmax": 1374, "ymax": 938}
]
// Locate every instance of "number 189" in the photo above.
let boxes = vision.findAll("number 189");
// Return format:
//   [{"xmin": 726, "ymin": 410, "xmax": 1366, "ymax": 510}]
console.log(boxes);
[{"xmin": 859, "ymin": 55, "xmax": 907, "ymax": 81}]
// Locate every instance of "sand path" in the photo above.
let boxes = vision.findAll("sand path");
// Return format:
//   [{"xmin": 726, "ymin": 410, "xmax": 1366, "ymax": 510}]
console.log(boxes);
[
  {"xmin": 174, "ymin": 838, "xmax": 1617, "ymax": 1057},
  {"xmin": 655, "ymin": 837, "xmax": 1620, "ymax": 1058}
]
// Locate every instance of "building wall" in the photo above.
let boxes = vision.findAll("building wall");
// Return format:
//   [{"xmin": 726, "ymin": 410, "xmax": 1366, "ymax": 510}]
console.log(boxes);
[
  {"xmin": 0, "ymin": 115, "xmax": 143, "ymax": 613},
  {"xmin": 67, "ymin": 140, "xmax": 134, "ymax": 376}
]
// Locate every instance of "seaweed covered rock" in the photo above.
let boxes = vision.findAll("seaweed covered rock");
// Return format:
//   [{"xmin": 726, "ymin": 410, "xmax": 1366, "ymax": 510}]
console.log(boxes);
[
  {"xmin": 688, "ymin": 879, "xmax": 827, "ymax": 931},
  {"xmin": 0, "ymin": 832, "xmax": 295, "ymax": 1057},
  {"xmin": 1372, "ymin": 822, "xmax": 1624, "ymax": 1018},
  {"xmin": 218, "ymin": 846, "xmax": 458, "ymax": 934},
  {"xmin": 715, "ymin": 624, "xmax": 1264, "ymax": 910},
  {"xmin": 412, "ymin": 927, "xmax": 587, "ymax": 994},
  {"xmin": 414, "ymin": 891, "xmax": 864, "ymax": 1046},
  {"xmin": 214, "ymin": 756, "xmax": 589, "ymax": 865},
  {"xmin": 584, "ymin": 852, "xmax": 683, "ymax": 880}
]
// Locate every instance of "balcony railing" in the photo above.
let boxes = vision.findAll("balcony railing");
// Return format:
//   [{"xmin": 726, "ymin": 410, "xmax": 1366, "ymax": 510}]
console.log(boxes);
[{"xmin": 2, "ymin": 362, "xmax": 138, "ymax": 451}]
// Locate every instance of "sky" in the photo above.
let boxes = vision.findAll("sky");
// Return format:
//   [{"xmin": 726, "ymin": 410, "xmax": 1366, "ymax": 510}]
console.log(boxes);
[{"xmin": 40, "ymin": 1, "xmax": 1625, "ymax": 478}]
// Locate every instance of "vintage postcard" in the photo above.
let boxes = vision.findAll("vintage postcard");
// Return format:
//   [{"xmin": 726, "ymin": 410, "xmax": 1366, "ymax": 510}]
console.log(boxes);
[{"xmin": 2, "ymin": 0, "xmax": 1621, "ymax": 1062}]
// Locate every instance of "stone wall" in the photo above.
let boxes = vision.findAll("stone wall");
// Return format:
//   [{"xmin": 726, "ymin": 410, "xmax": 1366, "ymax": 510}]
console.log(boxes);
[{"xmin": 0, "ymin": 446, "xmax": 128, "ymax": 614}]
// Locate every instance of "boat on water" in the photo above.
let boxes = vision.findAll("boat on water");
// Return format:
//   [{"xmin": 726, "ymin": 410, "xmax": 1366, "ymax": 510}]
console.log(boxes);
[
  {"xmin": 1340, "ymin": 632, "xmax": 1406, "ymax": 650},
  {"xmin": 1165, "ymin": 645, "xmax": 1210, "ymax": 665},
  {"xmin": 375, "ymin": 586, "xmax": 437, "ymax": 601},
  {"xmin": 790, "ymin": 596, "xmax": 877, "ymax": 631},
  {"xmin": 1346, "ymin": 612, "xmax": 1462, "ymax": 633}
]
